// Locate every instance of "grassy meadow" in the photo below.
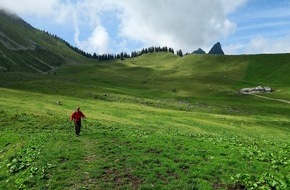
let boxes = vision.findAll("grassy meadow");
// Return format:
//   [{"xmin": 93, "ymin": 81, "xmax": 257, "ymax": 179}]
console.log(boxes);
[{"xmin": 0, "ymin": 52, "xmax": 290, "ymax": 189}]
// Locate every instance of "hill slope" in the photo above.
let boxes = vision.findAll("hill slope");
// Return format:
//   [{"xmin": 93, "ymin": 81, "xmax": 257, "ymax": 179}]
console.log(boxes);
[
  {"xmin": 0, "ymin": 9, "xmax": 88, "ymax": 72},
  {"xmin": 0, "ymin": 52, "xmax": 289, "ymax": 189}
]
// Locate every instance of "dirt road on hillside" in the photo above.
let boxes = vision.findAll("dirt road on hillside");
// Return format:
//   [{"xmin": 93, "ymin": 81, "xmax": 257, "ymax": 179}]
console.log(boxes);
[{"xmin": 251, "ymin": 94, "xmax": 290, "ymax": 104}]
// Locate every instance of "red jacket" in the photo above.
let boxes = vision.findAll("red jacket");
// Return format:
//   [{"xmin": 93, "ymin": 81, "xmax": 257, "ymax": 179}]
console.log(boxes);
[{"xmin": 71, "ymin": 111, "xmax": 85, "ymax": 122}]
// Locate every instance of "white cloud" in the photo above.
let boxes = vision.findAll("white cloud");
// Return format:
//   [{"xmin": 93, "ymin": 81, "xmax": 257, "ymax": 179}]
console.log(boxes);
[
  {"xmin": 116, "ymin": 0, "xmax": 246, "ymax": 52},
  {"xmin": 223, "ymin": 42, "xmax": 245, "ymax": 54},
  {"xmin": 0, "ymin": 0, "xmax": 247, "ymax": 54},
  {"xmin": 78, "ymin": 26, "xmax": 110, "ymax": 54},
  {"xmin": 0, "ymin": 0, "xmax": 66, "ymax": 19},
  {"xmin": 224, "ymin": 35, "xmax": 290, "ymax": 55},
  {"xmin": 246, "ymin": 35, "xmax": 290, "ymax": 54}
]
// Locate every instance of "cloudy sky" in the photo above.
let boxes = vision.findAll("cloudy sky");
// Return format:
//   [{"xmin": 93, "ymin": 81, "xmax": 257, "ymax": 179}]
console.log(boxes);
[{"xmin": 1, "ymin": 0, "xmax": 290, "ymax": 55}]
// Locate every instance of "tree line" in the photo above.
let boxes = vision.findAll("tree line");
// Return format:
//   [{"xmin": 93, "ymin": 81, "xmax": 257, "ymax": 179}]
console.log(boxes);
[
  {"xmin": 43, "ymin": 30, "xmax": 184, "ymax": 61},
  {"xmin": 93, "ymin": 46, "xmax": 182, "ymax": 61}
]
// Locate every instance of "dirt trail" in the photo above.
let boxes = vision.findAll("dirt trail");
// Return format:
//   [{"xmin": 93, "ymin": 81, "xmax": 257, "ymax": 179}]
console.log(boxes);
[{"xmin": 251, "ymin": 94, "xmax": 290, "ymax": 104}]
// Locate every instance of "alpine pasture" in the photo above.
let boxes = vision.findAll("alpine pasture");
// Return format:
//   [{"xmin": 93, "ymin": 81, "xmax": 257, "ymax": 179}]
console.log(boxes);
[{"xmin": 0, "ymin": 52, "xmax": 290, "ymax": 189}]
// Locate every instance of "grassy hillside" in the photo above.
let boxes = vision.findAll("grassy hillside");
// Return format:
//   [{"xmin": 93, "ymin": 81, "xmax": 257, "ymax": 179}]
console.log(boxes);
[
  {"xmin": 0, "ymin": 50, "xmax": 290, "ymax": 189},
  {"xmin": 241, "ymin": 53, "xmax": 290, "ymax": 100},
  {"xmin": 0, "ymin": 10, "xmax": 89, "ymax": 72}
]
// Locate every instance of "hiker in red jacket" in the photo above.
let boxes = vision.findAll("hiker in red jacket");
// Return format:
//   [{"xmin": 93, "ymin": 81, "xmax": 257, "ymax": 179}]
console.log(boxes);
[{"xmin": 70, "ymin": 107, "xmax": 86, "ymax": 136}]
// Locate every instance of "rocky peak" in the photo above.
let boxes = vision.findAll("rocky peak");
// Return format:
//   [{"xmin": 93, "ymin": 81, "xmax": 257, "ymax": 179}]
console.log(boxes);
[
  {"xmin": 192, "ymin": 48, "xmax": 206, "ymax": 54},
  {"xmin": 208, "ymin": 42, "xmax": 224, "ymax": 55}
]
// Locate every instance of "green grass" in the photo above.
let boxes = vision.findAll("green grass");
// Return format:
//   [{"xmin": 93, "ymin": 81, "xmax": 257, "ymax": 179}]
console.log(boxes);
[{"xmin": 0, "ymin": 52, "xmax": 290, "ymax": 189}]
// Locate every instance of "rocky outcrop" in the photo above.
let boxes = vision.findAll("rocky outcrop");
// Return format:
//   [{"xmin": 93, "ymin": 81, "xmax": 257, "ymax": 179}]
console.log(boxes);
[
  {"xmin": 208, "ymin": 42, "xmax": 224, "ymax": 55},
  {"xmin": 192, "ymin": 48, "xmax": 206, "ymax": 54}
]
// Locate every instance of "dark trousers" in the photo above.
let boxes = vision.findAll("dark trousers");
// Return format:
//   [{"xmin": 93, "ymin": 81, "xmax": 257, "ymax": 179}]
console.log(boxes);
[{"xmin": 74, "ymin": 121, "xmax": 81, "ymax": 135}]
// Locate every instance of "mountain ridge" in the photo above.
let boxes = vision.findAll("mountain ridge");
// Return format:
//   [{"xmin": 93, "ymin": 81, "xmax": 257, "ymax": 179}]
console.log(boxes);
[{"xmin": 0, "ymin": 9, "xmax": 89, "ymax": 72}]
